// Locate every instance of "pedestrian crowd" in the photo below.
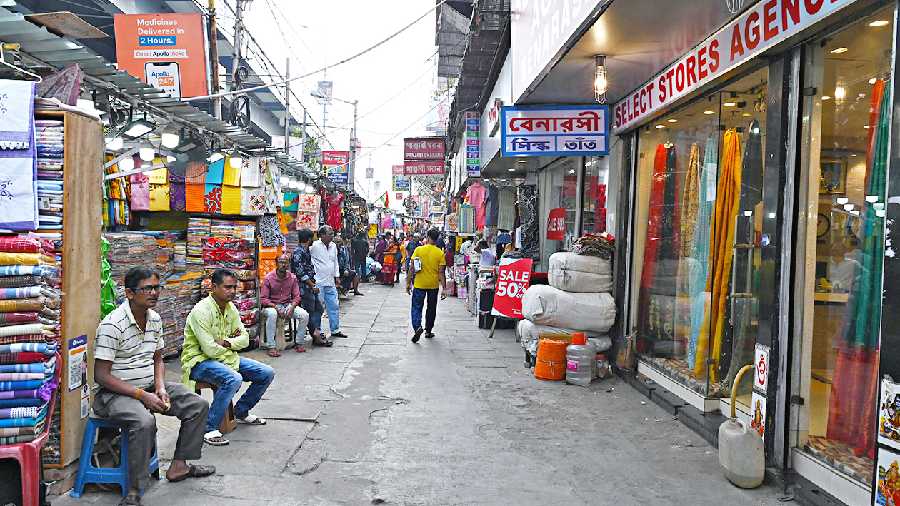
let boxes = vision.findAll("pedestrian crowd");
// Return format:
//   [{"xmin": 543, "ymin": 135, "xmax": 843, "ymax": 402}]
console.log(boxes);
[{"xmin": 90, "ymin": 225, "xmax": 457, "ymax": 506}]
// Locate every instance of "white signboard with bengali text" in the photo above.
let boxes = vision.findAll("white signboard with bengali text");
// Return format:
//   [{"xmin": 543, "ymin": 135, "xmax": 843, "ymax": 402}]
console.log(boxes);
[{"xmin": 501, "ymin": 105, "xmax": 609, "ymax": 157}]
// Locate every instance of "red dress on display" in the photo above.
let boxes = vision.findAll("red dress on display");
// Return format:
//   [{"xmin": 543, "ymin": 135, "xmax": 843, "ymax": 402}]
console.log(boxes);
[{"xmin": 327, "ymin": 193, "xmax": 344, "ymax": 231}]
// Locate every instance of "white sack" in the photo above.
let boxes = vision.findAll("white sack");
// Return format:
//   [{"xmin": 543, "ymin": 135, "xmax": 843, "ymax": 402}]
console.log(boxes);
[
  {"xmin": 549, "ymin": 252, "xmax": 611, "ymax": 275},
  {"xmin": 548, "ymin": 268, "xmax": 612, "ymax": 293},
  {"xmin": 517, "ymin": 319, "xmax": 611, "ymax": 355},
  {"xmin": 521, "ymin": 285, "xmax": 615, "ymax": 333}
]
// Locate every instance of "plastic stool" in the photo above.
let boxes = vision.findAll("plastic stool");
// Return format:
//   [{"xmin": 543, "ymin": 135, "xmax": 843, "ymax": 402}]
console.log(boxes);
[
  {"xmin": 194, "ymin": 382, "xmax": 237, "ymax": 433},
  {"xmin": 0, "ymin": 430, "xmax": 49, "ymax": 506},
  {"xmin": 70, "ymin": 417, "xmax": 159, "ymax": 498}
]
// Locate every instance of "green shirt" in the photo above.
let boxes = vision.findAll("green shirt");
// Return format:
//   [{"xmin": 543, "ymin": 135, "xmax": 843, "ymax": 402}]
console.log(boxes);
[{"xmin": 180, "ymin": 295, "xmax": 249, "ymax": 388}]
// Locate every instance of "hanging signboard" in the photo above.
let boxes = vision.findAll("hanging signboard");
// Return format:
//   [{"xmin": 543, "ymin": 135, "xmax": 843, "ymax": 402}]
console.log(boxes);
[
  {"xmin": 404, "ymin": 137, "xmax": 446, "ymax": 160},
  {"xmin": 464, "ymin": 111, "xmax": 481, "ymax": 177},
  {"xmin": 113, "ymin": 13, "xmax": 209, "ymax": 98},
  {"xmin": 392, "ymin": 164, "xmax": 405, "ymax": 175},
  {"xmin": 492, "ymin": 257, "xmax": 533, "ymax": 319},
  {"xmin": 613, "ymin": 0, "xmax": 863, "ymax": 133},
  {"xmin": 392, "ymin": 175, "xmax": 410, "ymax": 192},
  {"xmin": 547, "ymin": 207, "xmax": 567, "ymax": 240},
  {"xmin": 501, "ymin": 105, "xmax": 609, "ymax": 157},
  {"xmin": 404, "ymin": 160, "xmax": 445, "ymax": 175},
  {"xmin": 322, "ymin": 150, "xmax": 350, "ymax": 186}
]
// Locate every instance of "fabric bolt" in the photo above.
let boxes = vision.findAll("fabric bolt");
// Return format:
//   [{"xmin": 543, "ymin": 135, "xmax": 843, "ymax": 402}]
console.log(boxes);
[
  {"xmin": 0, "ymin": 238, "xmax": 41, "ymax": 253},
  {"xmin": 129, "ymin": 173, "xmax": 150, "ymax": 211},
  {"xmin": 0, "ymin": 352, "xmax": 46, "ymax": 364},
  {"xmin": 0, "ymin": 406, "xmax": 46, "ymax": 428},
  {"xmin": 0, "ymin": 398, "xmax": 42, "ymax": 409},
  {"xmin": 0, "ymin": 379, "xmax": 44, "ymax": 391},
  {"xmin": 0, "ymin": 265, "xmax": 53, "ymax": 277},
  {"xmin": 240, "ymin": 187, "xmax": 266, "ymax": 216},
  {"xmin": 0, "ymin": 360, "xmax": 51, "ymax": 374},
  {"xmin": 205, "ymin": 158, "xmax": 225, "ymax": 185},
  {"xmin": 0, "ymin": 286, "xmax": 42, "ymax": 299},
  {"xmin": 0, "ymin": 404, "xmax": 41, "ymax": 418},
  {"xmin": 0, "ymin": 299, "xmax": 43, "ymax": 313},
  {"xmin": 0, "ymin": 313, "xmax": 38, "ymax": 325},
  {"xmin": 0, "ymin": 425, "xmax": 38, "ymax": 435},
  {"xmin": 0, "ymin": 252, "xmax": 44, "ymax": 267},
  {"xmin": 0, "ymin": 335, "xmax": 48, "ymax": 346},
  {"xmin": 0, "ymin": 372, "xmax": 43, "ymax": 381},
  {"xmin": 204, "ymin": 184, "xmax": 222, "ymax": 214},
  {"xmin": 185, "ymin": 183, "xmax": 206, "ymax": 213},
  {"xmin": 220, "ymin": 184, "xmax": 242, "ymax": 215},
  {"xmin": 693, "ymin": 130, "xmax": 742, "ymax": 381},
  {"xmin": 0, "ymin": 341, "xmax": 52, "ymax": 353},
  {"xmin": 169, "ymin": 182, "xmax": 186, "ymax": 211},
  {"xmin": 149, "ymin": 183, "xmax": 171, "ymax": 211}
]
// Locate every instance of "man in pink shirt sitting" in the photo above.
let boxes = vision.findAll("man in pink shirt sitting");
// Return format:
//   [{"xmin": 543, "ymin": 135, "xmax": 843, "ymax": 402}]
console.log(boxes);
[{"xmin": 260, "ymin": 254, "xmax": 310, "ymax": 357}]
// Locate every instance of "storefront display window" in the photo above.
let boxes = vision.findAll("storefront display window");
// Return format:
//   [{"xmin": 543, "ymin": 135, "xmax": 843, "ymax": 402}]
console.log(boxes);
[
  {"xmin": 796, "ymin": 5, "xmax": 894, "ymax": 487},
  {"xmin": 583, "ymin": 156, "xmax": 609, "ymax": 233},
  {"xmin": 538, "ymin": 157, "xmax": 579, "ymax": 270},
  {"xmin": 632, "ymin": 67, "xmax": 768, "ymax": 400}
]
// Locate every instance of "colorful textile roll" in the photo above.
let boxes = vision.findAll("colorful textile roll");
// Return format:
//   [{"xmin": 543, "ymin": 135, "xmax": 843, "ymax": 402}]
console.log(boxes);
[
  {"xmin": 0, "ymin": 405, "xmax": 41, "ymax": 418},
  {"xmin": 0, "ymin": 341, "xmax": 53, "ymax": 353},
  {"xmin": 0, "ymin": 313, "xmax": 38, "ymax": 325},
  {"xmin": 0, "ymin": 299, "xmax": 43, "ymax": 313},
  {"xmin": 0, "ymin": 252, "xmax": 44, "ymax": 266},
  {"xmin": 0, "ymin": 406, "xmax": 47, "ymax": 428},
  {"xmin": 0, "ymin": 361, "xmax": 47, "ymax": 373},
  {"xmin": 0, "ymin": 286, "xmax": 42, "ymax": 300},
  {"xmin": 0, "ymin": 398, "xmax": 43, "ymax": 408},
  {"xmin": 0, "ymin": 373, "xmax": 44, "ymax": 381},
  {"xmin": 0, "ymin": 335, "xmax": 49, "ymax": 345},
  {"xmin": 0, "ymin": 275, "xmax": 40, "ymax": 288},
  {"xmin": 0, "ymin": 352, "xmax": 47, "ymax": 364},
  {"xmin": 0, "ymin": 265, "xmax": 55, "ymax": 277},
  {"xmin": 0, "ymin": 238, "xmax": 41, "ymax": 253},
  {"xmin": 0, "ymin": 380, "xmax": 44, "ymax": 391},
  {"xmin": 0, "ymin": 425, "xmax": 38, "ymax": 435}
]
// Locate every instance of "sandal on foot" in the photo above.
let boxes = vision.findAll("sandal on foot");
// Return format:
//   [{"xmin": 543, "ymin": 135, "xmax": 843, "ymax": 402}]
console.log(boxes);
[
  {"xmin": 267, "ymin": 349, "xmax": 281, "ymax": 357},
  {"xmin": 203, "ymin": 430, "xmax": 229, "ymax": 446},
  {"xmin": 118, "ymin": 494, "xmax": 141, "ymax": 506},
  {"xmin": 236, "ymin": 413, "xmax": 267, "ymax": 425},
  {"xmin": 167, "ymin": 464, "xmax": 216, "ymax": 482},
  {"xmin": 293, "ymin": 345, "xmax": 307, "ymax": 353},
  {"xmin": 313, "ymin": 338, "xmax": 334, "ymax": 347}
]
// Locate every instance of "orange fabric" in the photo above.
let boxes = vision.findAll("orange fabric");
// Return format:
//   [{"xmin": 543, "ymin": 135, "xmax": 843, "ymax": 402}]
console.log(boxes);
[{"xmin": 185, "ymin": 183, "xmax": 205, "ymax": 213}]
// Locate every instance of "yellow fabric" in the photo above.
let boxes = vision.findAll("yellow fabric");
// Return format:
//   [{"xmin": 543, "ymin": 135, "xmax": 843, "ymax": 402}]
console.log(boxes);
[
  {"xmin": 221, "ymin": 184, "xmax": 242, "ymax": 215},
  {"xmin": 223, "ymin": 157, "xmax": 241, "ymax": 186},
  {"xmin": 149, "ymin": 183, "xmax": 170, "ymax": 211},
  {"xmin": 0, "ymin": 253, "xmax": 43, "ymax": 266},
  {"xmin": 675, "ymin": 144, "xmax": 701, "ymax": 345},
  {"xmin": 411, "ymin": 244, "xmax": 446, "ymax": 290},
  {"xmin": 148, "ymin": 163, "xmax": 167, "ymax": 184},
  {"xmin": 693, "ymin": 129, "xmax": 742, "ymax": 383}
]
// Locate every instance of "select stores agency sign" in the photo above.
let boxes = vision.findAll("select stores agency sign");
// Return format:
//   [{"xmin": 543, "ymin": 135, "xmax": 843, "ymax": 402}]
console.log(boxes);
[
  {"xmin": 613, "ymin": 0, "xmax": 862, "ymax": 133},
  {"xmin": 114, "ymin": 13, "xmax": 209, "ymax": 99}
]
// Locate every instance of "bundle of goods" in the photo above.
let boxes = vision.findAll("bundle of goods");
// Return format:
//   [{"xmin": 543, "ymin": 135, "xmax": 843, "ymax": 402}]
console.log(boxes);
[
  {"xmin": 157, "ymin": 271, "xmax": 203, "ymax": 358},
  {"xmin": 0, "ymin": 236, "xmax": 61, "ymax": 453},
  {"xmin": 153, "ymin": 232, "xmax": 178, "ymax": 279},
  {"xmin": 173, "ymin": 240, "xmax": 187, "ymax": 272},
  {"xmin": 520, "ymin": 240, "xmax": 617, "ymax": 384},
  {"xmin": 186, "ymin": 217, "xmax": 211, "ymax": 271},
  {"xmin": 35, "ymin": 120, "xmax": 65, "ymax": 232},
  {"xmin": 104, "ymin": 232, "xmax": 160, "ymax": 301}
]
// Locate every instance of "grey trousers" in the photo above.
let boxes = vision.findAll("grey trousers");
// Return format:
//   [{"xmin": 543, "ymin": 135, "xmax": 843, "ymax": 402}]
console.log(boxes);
[{"xmin": 93, "ymin": 382, "xmax": 208, "ymax": 491}]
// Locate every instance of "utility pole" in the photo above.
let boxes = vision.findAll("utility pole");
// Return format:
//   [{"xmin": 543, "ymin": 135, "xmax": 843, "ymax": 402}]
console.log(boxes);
[
  {"xmin": 301, "ymin": 108, "xmax": 307, "ymax": 164},
  {"xmin": 284, "ymin": 57, "xmax": 290, "ymax": 155},
  {"xmin": 349, "ymin": 99, "xmax": 358, "ymax": 192},
  {"xmin": 231, "ymin": 0, "xmax": 245, "ymax": 92},
  {"xmin": 207, "ymin": 0, "xmax": 221, "ymax": 118}
]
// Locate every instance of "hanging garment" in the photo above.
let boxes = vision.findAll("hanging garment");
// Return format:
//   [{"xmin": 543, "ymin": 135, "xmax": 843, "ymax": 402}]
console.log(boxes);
[
  {"xmin": 827, "ymin": 79, "xmax": 889, "ymax": 460},
  {"xmin": 693, "ymin": 129, "xmax": 742, "ymax": 382},
  {"xmin": 258, "ymin": 215, "xmax": 285, "ymax": 247},
  {"xmin": 205, "ymin": 158, "xmax": 224, "ymax": 185},
  {"xmin": 327, "ymin": 193, "xmax": 344, "ymax": 231},
  {"xmin": 222, "ymin": 157, "xmax": 241, "ymax": 186},
  {"xmin": 148, "ymin": 183, "xmax": 170, "ymax": 212},
  {"xmin": 467, "ymin": 182, "xmax": 487, "ymax": 230},
  {"xmin": 220, "ymin": 185, "xmax": 242, "ymax": 215},
  {"xmin": 185, "ymin": 160, "xmax": 207, "ymax": 184},
  {"xmin": 129, "ymin": 173, "xmax": 150, "ymax": 211},
  {"xmin": 147, "ymin": 166, "xmax": 167, "ymax": 184},
  {"xmin": 638, "ymin": 145, "xmax": 669, "ymax": 351},
  {"xmin": 240, "ymin": 187, "xmax": 267, "ymax": 216},
  {"xmin": 185, "ymin": 183, "xmax": 205, "ymax": 213},
  {"xmin": 169, "ymin": 182, "xmax": 186, "ymax": 212},
  {"xmin": 282, "ymin": 192, "xmax": 299, "ymax": 212},
  {"xmin": 675, "ymin": 144, "xmax": 702, "ymax": 352},
  {"xmin": 241, "ymin": 157, "xmax": 261, "ymax": 187},
  {"xmin": 204, "ymin": 184, "xmax": 222, "ymax": 214},
  {"xmin": 486, "ymin": 185, "xmax": 500, "ymax": 228},
  {"xmin": 298, "ymin": 194, "xmax": 320, "ymax": 213},
  {"xmin": 721, "ymin": 119, "xmax": 763, "ymax": 387},
  {"xmin": 498, "ymin": 188, "xmax": 516, "ymax": 231},
  {"xmin": 686, "ymin": 136, "xmax": 718, "ymax": 368}
]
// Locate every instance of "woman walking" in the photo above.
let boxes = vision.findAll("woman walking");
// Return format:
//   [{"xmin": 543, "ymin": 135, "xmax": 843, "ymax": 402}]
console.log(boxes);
[{"xmin": 381, "ymin": 234, "xmax": 399, "ymax": 286}]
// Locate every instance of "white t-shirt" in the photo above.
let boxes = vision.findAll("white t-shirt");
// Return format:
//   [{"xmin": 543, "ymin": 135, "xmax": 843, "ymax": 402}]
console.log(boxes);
[{"xmin": 310, "ymin": 239, "xmax": 340, "ymax": 287}]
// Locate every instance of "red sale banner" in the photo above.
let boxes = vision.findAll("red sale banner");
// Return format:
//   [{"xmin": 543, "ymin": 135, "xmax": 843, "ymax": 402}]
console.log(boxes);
[
  {"xmin": 491, "ymin": 257, "xmax": 533, "ymax": 319},
  {"xmin": 547, "ymin": 207, "xmax": 566, "ymax": 240}
]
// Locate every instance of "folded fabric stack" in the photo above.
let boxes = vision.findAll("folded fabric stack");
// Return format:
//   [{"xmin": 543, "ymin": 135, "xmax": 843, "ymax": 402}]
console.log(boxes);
[
  {"xmin": 186, "ymin": 217, "xmax": 211, "ymax": 271},
  {"xmin": 35, "ymin": 120, "xmax": 64, "ymax": 231},
  {"xmin": 158, "ymin": 271, "xmax": 203, "ymax": 357},
  {"xmin": 0, "ymin": 236, "xmax": 61, "ymax": 449},
  {"xmin": 105, "ymin": 232, "xmax": 159, "ymax": 302},
  {"xmin": 173, "ymin": 240, "xmax": 186, "ymax": 271}
]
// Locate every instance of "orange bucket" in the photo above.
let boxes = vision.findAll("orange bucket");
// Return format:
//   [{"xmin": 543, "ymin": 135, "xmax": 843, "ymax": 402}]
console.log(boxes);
[{"xmin": 534, "ymin": 339, "xmax": 568, "ymax": 381}]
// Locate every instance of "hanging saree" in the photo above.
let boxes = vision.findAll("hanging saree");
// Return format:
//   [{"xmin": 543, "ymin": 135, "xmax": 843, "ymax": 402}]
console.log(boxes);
[
  {"xmin": 638, "ymin": 145, "xmax": 669, "ymax": 351},
  {"xmin": 826, "ymin": 79, "xmax": 888, "ymax": 460},
  {"xmin": 694, "ymin": 129, "xmax": 742, "ymax": 382},
  {"xmin": 675, "ymin": 144, "xmax": 701, "ymax": 351},
  {"xmin": 686, "ymin": 136, "xmax": 718, "ymax": 368}
]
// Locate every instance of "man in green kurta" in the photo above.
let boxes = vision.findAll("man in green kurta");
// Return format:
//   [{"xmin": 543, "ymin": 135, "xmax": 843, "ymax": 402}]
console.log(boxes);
[{"xmin": 181, "ymin": 268, "xmax": 274, "ymax": 446}]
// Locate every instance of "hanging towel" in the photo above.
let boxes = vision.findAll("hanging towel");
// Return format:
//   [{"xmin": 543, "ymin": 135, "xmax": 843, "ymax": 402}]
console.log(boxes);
[
  {"xmin": 220, "ymin": 184, "xmax": 241, "ymax": 215},
  {"xmin": 0, "ymin": 80, "xmax": 36, "ymax": 150},
  {"xmin": 204, "ymin": 184, "xmax": 222, "ymax": 214},
  {"xmin": 282, "ymin": 192, "xmax": 299, "ymax": 212},
  {"xmin": 240, "ymin": 187, "xmax": 266, "ymax": 216},
  {"xmin": 223, "ymin": 157, "xmax": 241, "ymax": 186},
  {"xmin": 185, "ymin": 183, "xmax": 205, "ymax": 213},
  {"xmin": 147, "ymin": 165, "xmax": 167, "ymax": 184},
  {"xmin": 241, "ymin": 157, "xmax": 260, "ymax": 187},
  {"xmin": 298, "ymin": 194, "xmax": 320, "ymax": 213},
  {"xmin": 205, "ymin": 158, "xmax": 224, "ymax": 185},
  {"xmin": 129, "ymin": 173, "xmax": 150, "ymax": 211}
]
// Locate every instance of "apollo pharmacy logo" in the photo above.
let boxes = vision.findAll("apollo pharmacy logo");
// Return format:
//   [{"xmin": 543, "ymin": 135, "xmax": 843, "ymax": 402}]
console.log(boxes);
[{"xmin": 134, "ymin": 49, "xmax": 188, "ymax": 59}]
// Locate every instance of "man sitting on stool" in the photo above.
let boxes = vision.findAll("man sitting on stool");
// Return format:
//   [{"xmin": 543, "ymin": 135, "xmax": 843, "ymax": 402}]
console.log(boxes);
[
  {"xmin": 94, "ymin": 267, "xmax": 214, "ymax": 506},
  {"xmin": 181, "ymin": 268, "xmax": 275, "ymax": 446},
  {"xmin": 260, "ymin": 254, "xmax": 309, "ymax": 357}
]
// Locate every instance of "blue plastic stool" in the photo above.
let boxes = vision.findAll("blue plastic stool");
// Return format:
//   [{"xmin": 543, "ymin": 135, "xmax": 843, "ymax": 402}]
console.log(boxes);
[{"xmin": 69, "ymin": 417, "xmax": 159, "ymax": 498}]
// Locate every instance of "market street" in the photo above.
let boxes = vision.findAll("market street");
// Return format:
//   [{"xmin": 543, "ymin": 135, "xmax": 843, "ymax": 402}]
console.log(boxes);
[{"xmin": 53, "ymin": 283, "xmax": 786, "ymax": 506}]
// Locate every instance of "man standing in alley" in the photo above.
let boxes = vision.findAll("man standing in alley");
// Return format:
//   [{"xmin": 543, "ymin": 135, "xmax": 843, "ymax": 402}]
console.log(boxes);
[
  {"xmin": 311, "ymin": 225, "xmax": 348, "ymax": 338},
  {"xmin": 259, "ymin": 254, "xmax": 309, "ymax": 357},
  {"xmin": 292, "ymin": 229, "xmax": 332, "ymax": 348},
  {"xmin": 351, "ymin": 230, "xmax": 370, "ymax": 281},
  {"xmin": 182, "ymin": 269, "xmax": 274, "ymax": 447},
  {"xmin": 93, "ymin": 267, "xmax": 215, "ymax": 506},
  {"xmin": 407, "ymin": 228, "xmax": 447, "ymax": 343}
]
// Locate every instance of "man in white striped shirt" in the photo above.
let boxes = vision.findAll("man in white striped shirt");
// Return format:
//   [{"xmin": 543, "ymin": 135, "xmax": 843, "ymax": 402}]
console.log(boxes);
[{"xmin": 93, "ymin": 267, "xmax": 215, "ymax": 506}]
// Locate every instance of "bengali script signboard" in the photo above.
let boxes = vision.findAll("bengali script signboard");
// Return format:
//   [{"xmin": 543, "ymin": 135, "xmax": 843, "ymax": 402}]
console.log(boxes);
[{"xmin": 500, "ymin": 105, "xmax": 609, "ymax": 157}]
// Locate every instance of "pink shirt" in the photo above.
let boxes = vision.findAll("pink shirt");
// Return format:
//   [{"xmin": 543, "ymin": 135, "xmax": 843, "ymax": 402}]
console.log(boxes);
[{"xmin": 260, "ymin": 271, "xmax": 301, "ymax": 306}]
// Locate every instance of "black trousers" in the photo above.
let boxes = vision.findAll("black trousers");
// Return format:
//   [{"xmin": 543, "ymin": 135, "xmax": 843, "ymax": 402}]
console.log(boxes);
[{"xmin": 411, "ymin": 288, "xmax": 439, "ymax": 332}]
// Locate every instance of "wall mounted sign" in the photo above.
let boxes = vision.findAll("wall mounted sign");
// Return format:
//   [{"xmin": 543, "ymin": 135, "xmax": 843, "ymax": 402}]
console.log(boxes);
[
  {"xmin": 465, "ymin": 111, "xmax": 481, "ymax": 177},
  {"xmin": 613, "ymin": 0, "xmax": 863, "ymax": 132},
  {"xmin": 488, "ymin": 98, "xmax": 503, "ymax": 137},
  {"xmin": 501, "ymin": 105, "xmax": 609, "ymax": 157},
  {"xmin": 404, "ymin": 136, "xmax": 445, "ymax": 176},
  {"xmin": 322, "ymin": 150, "xmax": 350, "ymax": 186},
  {"xmin": 547, "ymin": 207, "xmax": 567, "ymax": 240}
]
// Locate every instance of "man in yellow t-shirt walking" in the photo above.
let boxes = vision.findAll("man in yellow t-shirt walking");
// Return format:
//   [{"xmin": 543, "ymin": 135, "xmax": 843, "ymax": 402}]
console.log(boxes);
[{"xmin": 406, "ymin": 228, "xmax": 447, "ymax": 343}]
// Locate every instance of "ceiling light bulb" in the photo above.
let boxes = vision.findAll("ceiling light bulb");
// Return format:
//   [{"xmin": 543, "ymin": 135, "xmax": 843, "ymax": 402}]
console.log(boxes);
[
  {"xmin": 830, "ymin": 47, "xmax": 848, "ymax": 54},
  {"xmin": 593, "ymin": 55, "xmax": 608, "ymax": 103},
  {"xmin": 850, "ymin": 210, "xmax": 860, "ymax": 216},
  {"xmin": 836, "ymin": 197, "xmax": 849, "ymax": 205},
  {"xmin": 655, "ymin": 124, "xmax": 665, "ymax": 129},
  {"xmin": 821, "ymin": 96, "xmax": 831, "ymax": 100},
  {"xmin": 869, "ymin": 77, "xmax": 878, "ymax": 84},
  {"xmin": 866, "ymin": 195, "xmax": 879, "ymax": 203},
  {"xmin": 122, "ymin": 119, "xmax": 155, "ymax": 139},
  {"xmin": 161, "ymin": 132, "xmax": 179, "ymax": 149},
  {"xmin": 742, "ymin": 112, "xmax": 752, "ymax": 117},
  {"xmin": 106, "ymin": 136, "xmax": 124, "ymax": 151},
  {"xmin": 869, "ymin": 20, "xmax": 890, "ymax": 27},
  {"xmin": 703, "ymin": 110, "xmax": 715, "ymax": 115},
  {"xmin": 118, "ymin": 156, "xmax": 134, "ymax": 171},
  {"xmin": 834, "ymin": 86, "xmax": 846, "ymax": 100},
  {"xmin": 208, "ymin": 152, "xmax": 224, "ymax": 162},
  {"xmin": 139, "ymin": 147, "xmax": 155, "ymax": 161},
  {"xmin": 667, "ymin": 118, "xmax": 677, "ymax": 123},
  {"xmin": 723, "ymin": 101, "xmax": 737, "ymax": 107},
  {"xmin": 280, "ymin": 176, "xmax": 289, "ymax": 185},
  {"xmin": 166, "ymin": 155, "xmax": 176, "ymax": 163},
  {"xmin": 844, "ymin": 203, "xmax": 855, "ymax": 211}
]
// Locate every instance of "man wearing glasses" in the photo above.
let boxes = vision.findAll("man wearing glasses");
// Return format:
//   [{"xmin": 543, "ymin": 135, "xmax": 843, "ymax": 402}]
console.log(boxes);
[
  {"xmin": 181, "ymin": 269, "xmax": 275, "ymax": 446},
  {"xmin": 93, "ymin": 267, "xmax": 215, "ymax": 506}
]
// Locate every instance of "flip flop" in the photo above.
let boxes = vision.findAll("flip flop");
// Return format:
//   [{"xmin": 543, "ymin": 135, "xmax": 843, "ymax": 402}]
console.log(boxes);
[
  {"xmin": 236, "ymin": 414, "xmax": 267, "ymax": 425},
  {"xmin": 117, "ymin": 494, "xmax": 141, "ymax": 506},
  {"xmin": 313, "ymin": 338, "xmax": 334, "ymax": 347},
  {"xmin": 267, "ymin": 349, "xmax": 281, "ymax": 357},
  {"xmin": 167, "ymin": 464, "xmax": 217, "ymax": 483},
  {"xmin": 293, "ymin": 345, "xmax": 307, "ymax": 353},
  {"xmin": 203, "ymin": 431, "xmax": 229, "ymax": 446}
]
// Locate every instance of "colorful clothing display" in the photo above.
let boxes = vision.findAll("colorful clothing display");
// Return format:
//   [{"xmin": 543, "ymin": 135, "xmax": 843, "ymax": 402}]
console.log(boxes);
[
  {"xmin": 185, "ymin": 184, "xmax": 205, "ymax": 213},
  {"xmin": 129, "ymin": 172, "xmax": 150, "ymax": 211},
  {"xmin": 220, "ymin": 185, "xmax": 242, "ymax": 215},
  {"xmin": 327, "ymin": 193, "xmax": 344, "ymax": 231}
]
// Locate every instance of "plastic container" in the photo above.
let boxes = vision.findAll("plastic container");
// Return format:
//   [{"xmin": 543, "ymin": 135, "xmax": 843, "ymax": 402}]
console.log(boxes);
[
  {"xmin": 565, "ymin": 333, "xmax": 596, "ymax": 387},
  {"xmin": 534, "ymin": 339, "xmax": 568, "ymax": 381},
  {"xmin": 718, "ymin": 365, "xmax": 765, "ymax": 489}
]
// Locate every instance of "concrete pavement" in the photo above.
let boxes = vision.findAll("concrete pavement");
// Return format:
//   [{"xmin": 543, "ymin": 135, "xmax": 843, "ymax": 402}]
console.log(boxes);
[{"xmin": 53, "ymin": 282, "xmax": 789, "ymax": 505}]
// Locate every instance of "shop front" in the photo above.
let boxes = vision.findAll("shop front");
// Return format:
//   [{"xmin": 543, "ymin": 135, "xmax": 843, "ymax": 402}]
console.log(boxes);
[{"xmin": 596, "ymin": 0, "xmax": 898, "ymax": 503}]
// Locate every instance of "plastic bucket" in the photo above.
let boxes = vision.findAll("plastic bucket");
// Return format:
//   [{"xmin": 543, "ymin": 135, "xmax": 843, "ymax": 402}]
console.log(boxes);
[{"xmin": 534, "ymin": 339, "xmax": 568, "ymax": 381}]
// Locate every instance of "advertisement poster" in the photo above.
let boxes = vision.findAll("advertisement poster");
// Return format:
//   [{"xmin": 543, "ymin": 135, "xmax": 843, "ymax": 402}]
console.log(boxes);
[
  {"xmin": 491, "ymin": 258, "xmax": 533, "ymax": 319},
  {"xmin": 67, "ymin": 335, "xmax": 88, "ymax": 392},
  {"xmin": 465, "ymin": 110, "xmax": 481, "ymax": 177},
  {"xmin": 749, "ymin": 391, "xmax": 766, "ymax": 438},
  {"xmin": 754, "ymin": 344, "xmax": 769, "ymax": 392},
  {"xmin": 322, "ymin": 150, "xmax": 350, "ymax": 186},
  {"xmin": 547, "ymin": 208, "xmax": 566, "ymax": 240},
  {"xmin": 113, "ymin": 13, "xmax": 208, "ymax": 98},
  {"xmin": 393, "ymin": 175, "xmax": 410, "ymax": 192},
  {"xmin": 874, "ymin": 447, "xmax": 900, "ymax": 505},
  {"xmin": 879, "ymin": 376, "xmax": 900, "ymax": 451}
]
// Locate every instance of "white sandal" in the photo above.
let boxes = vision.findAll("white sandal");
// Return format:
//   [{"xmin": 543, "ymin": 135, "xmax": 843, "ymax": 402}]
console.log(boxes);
[
  {"xmin": 236, "ymin": 413, "xmax": 267, "ymax": 425},
  {"xmin": 203, "ymin": 430, "xmax": 229, "ymax": 446}
]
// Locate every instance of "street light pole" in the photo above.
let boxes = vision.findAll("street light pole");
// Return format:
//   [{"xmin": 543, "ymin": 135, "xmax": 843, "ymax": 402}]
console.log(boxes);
[{"xmin": 349, "ymin": 99, "xmax": 358, "ymax": 192}]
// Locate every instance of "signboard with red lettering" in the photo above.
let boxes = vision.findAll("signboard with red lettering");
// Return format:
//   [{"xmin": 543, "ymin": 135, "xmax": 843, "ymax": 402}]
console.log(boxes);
[
  {"xmin": 491, "ymin": 257, "xmax": 533, "ymax": 319},
  {"xmin": 501, "ymin": 105, "xmax": 609, "ymax": 157},
  {"xmin": 613, "ymin": 0, "xmax": 862, "ymax": 133},
  {"xmin": 403, "ymin": 160, "xmax": 445, "ymax": 175},
  {"xmin": 754, "ymin": 344, "xmax": 769, "ymax": 392},
  {"xmin": 403, "ymin": 137, "xmax": 445, "ymax": 160},
  {"xmin": 547, "ymin": 207, "xmax": 566, "ymax": 240},
  {"xmin": 392, "ymin": 164, "xmax": 405, "ymax": 175},
  {"xmin": 322, "ymin": 150, "xmax": 350, "ymax": 186}
]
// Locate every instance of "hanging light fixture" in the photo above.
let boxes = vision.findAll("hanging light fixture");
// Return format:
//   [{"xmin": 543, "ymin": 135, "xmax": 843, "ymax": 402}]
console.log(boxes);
[
  {"xmin": 161, "ymin": 132, "xmax": 180, "ymax": 149},
  {"xmin": 139, "ymin": 147, "xmax": 155, "ymax": 161},
  {"xmin": 118, "ymin": 156, "xmax": 135, "ymax": 171},
  {"xmin": 229, "ymin": 150, "xmax": 243, "ymax": 169},
  {"xmin": 106, "ymin": 136, "xmax": 124, "ymax": 151},
  {"xmin": 593, "ymin": 55, "xmax": 608, "ymax": 104}
]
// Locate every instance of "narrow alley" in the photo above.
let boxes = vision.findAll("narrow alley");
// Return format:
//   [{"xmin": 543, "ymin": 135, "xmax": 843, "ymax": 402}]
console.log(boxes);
[{"xmin": 54, "ymin": 284, "xmax": 785, "ymax": 506}]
